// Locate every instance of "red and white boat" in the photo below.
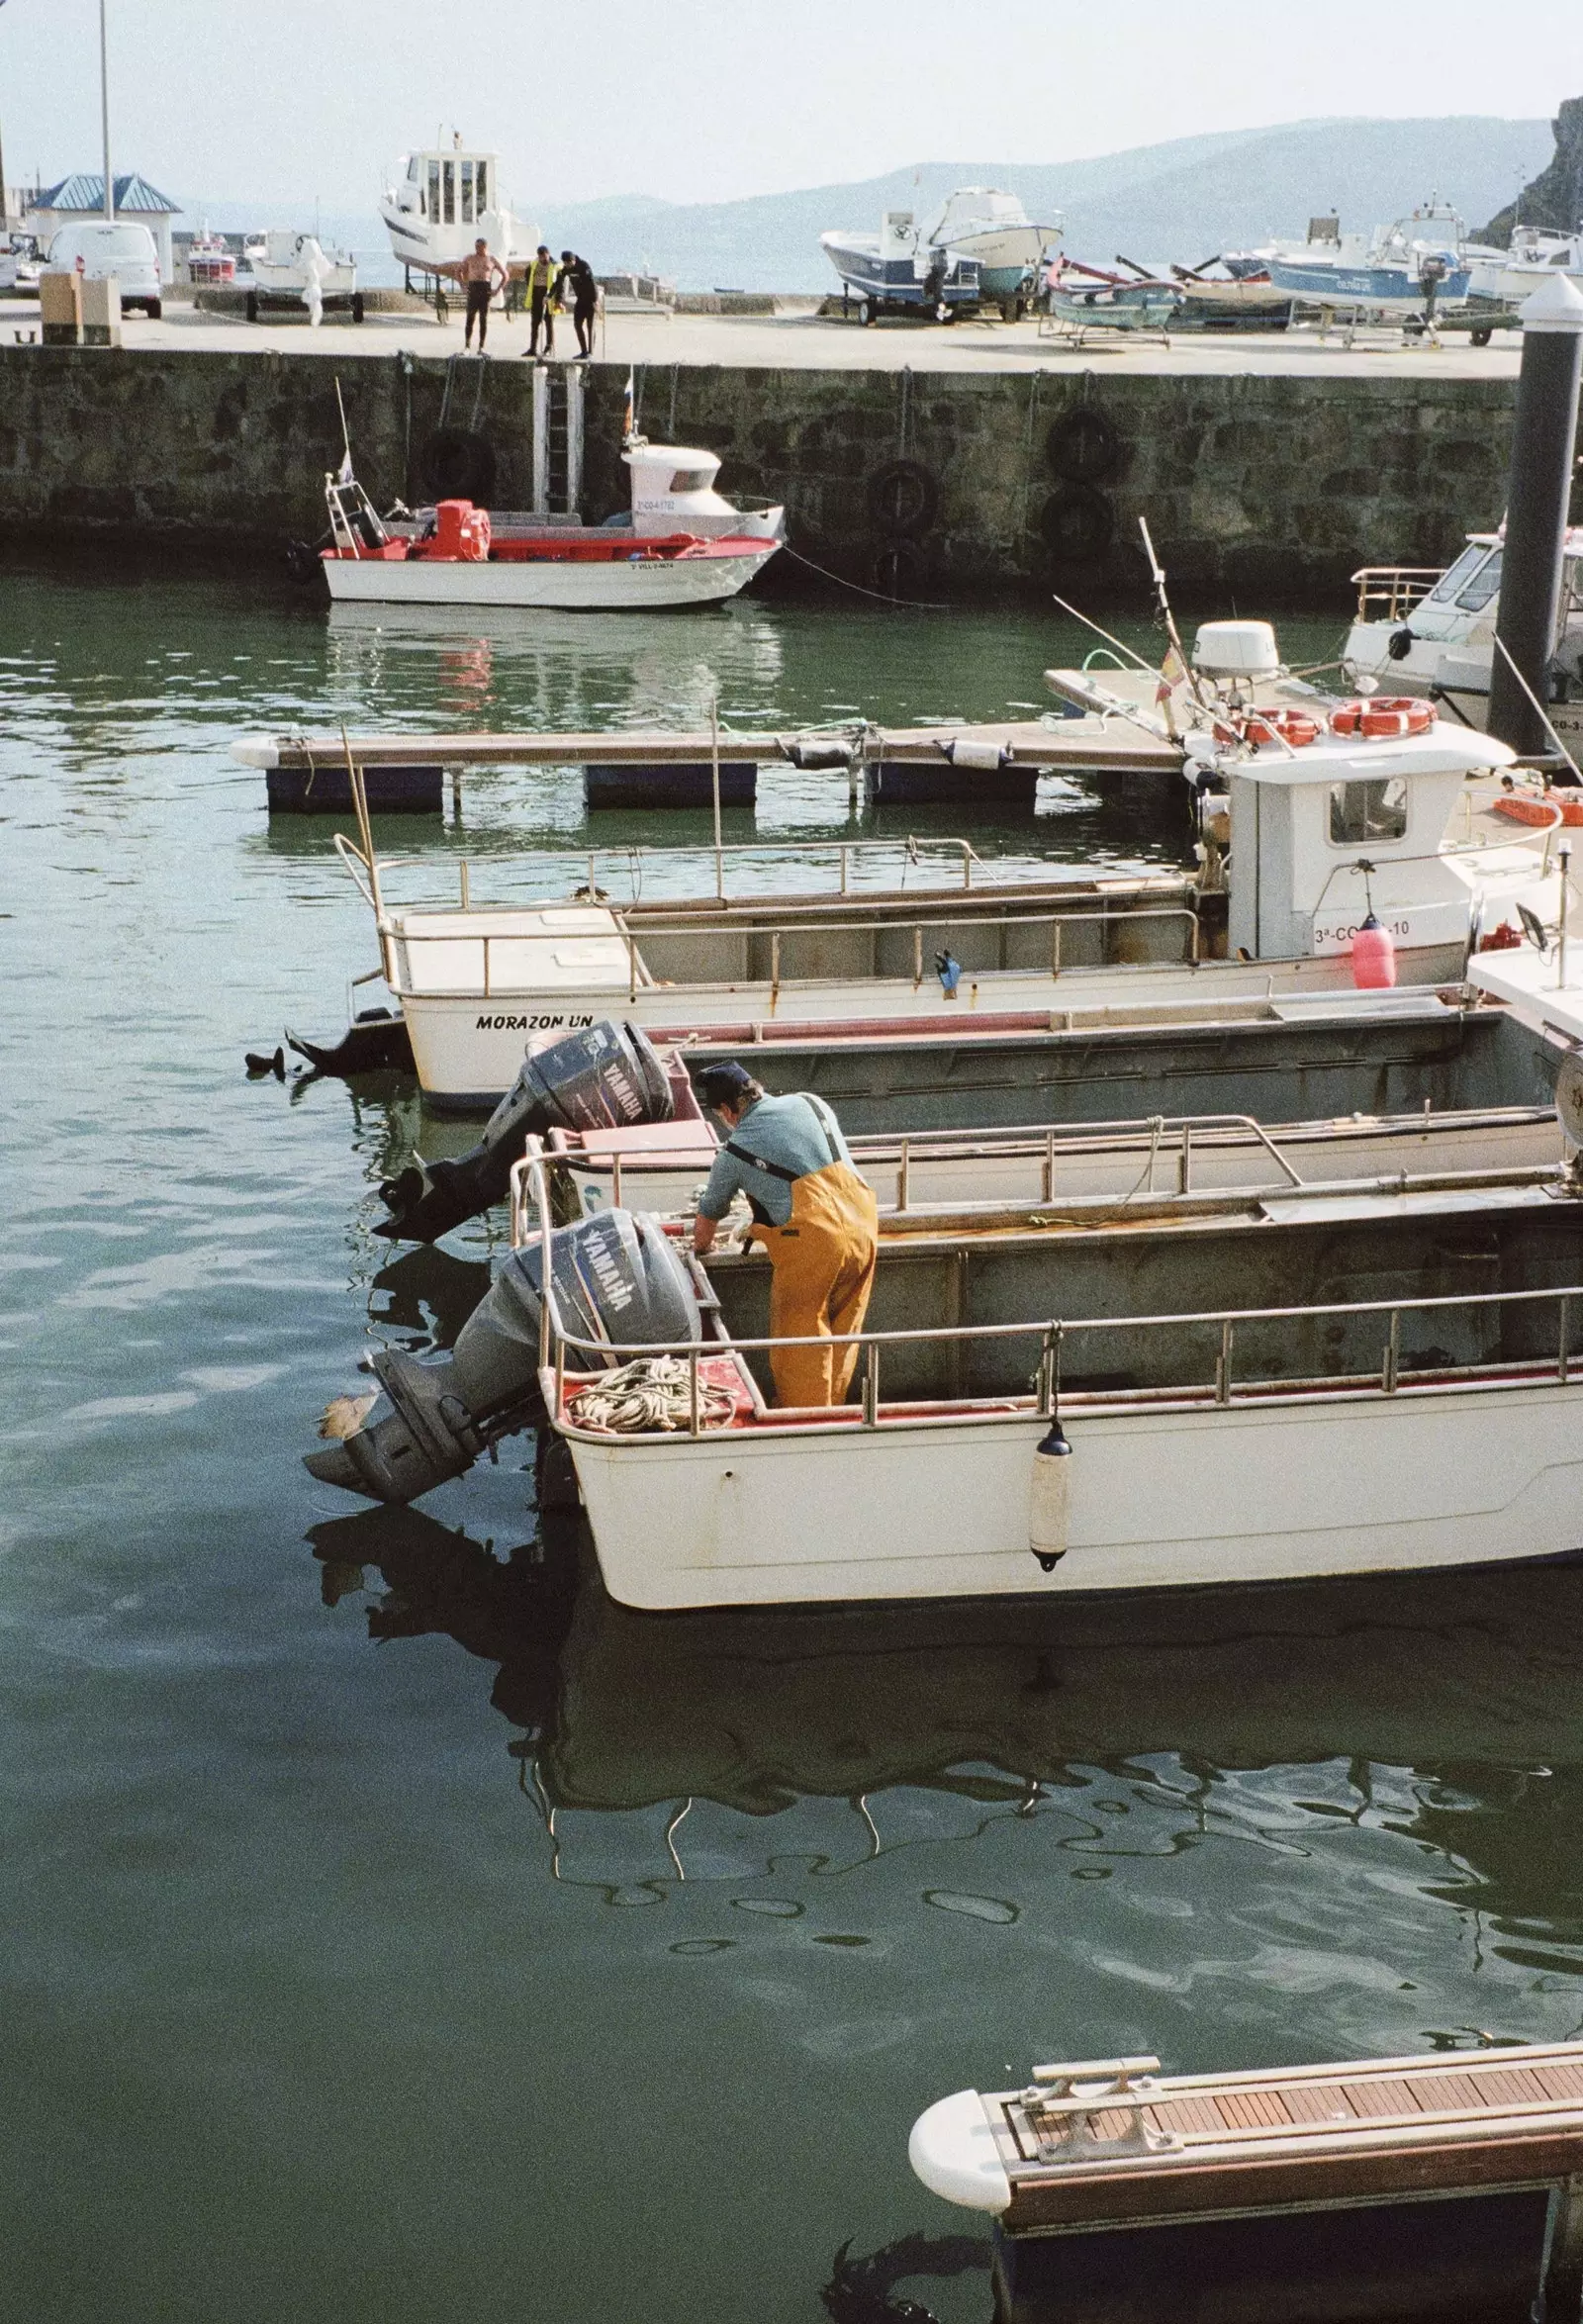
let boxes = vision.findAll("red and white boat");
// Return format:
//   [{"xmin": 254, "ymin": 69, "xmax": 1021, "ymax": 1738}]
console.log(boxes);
[{"xmin": 318, "ymin": 439, "xmax": 785, "ymax": 610}]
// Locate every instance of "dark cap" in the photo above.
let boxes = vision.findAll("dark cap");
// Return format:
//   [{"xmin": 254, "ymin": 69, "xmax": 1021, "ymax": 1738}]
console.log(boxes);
[
  {"xmin": 696, "ymin": 1062, "xmax": 756, "ymax": 1110},
  {"xmin": 561, "ymin": 248, "xmax": 574, "ymax": 261}
]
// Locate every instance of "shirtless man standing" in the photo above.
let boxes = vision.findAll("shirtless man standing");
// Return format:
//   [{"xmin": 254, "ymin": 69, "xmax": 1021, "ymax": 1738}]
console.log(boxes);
[{"xmin": 457, "ymin": 238, "xmax": 507, "ymax": 353}]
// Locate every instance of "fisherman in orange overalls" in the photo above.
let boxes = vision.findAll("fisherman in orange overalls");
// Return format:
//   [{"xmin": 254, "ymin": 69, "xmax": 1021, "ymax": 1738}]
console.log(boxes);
[{"xmin": 692, "ymin": 1064, "xmax": 879, "ymax": 1408}]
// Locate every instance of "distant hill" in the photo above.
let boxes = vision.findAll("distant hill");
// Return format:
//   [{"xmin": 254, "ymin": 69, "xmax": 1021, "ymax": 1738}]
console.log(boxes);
[
  {"xmin": 536, "ymin": 118, "xmax": 1548, "ymax": 290},
  {"xmin": 178, "ymin": 116, "xmax": 1550, "ymax": 292}
]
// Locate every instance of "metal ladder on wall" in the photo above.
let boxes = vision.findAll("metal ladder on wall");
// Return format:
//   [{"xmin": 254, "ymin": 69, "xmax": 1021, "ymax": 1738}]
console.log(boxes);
[{"xmin": 530, "ymin": 364, "xmax": 586, "ymax": 518}]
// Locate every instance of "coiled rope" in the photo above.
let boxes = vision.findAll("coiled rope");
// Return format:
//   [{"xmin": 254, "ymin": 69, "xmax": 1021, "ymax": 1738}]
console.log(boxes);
[{"xmin": 566, "ymin": 1354, "xmax": 736, "ymax": 1434}]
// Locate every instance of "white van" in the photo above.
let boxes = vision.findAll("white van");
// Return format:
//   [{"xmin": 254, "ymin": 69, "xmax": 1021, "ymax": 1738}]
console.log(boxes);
[{"xmin": 45, "ymin": 222, "xmax": 162, "ymax": 316}]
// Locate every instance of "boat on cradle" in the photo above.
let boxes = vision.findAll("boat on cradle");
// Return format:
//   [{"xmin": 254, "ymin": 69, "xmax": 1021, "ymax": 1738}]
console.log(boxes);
[
  {"xmin": 1469, "ymin": 222, "xmax": 1583, "ymax": 309},
  {"xmin": 1042, "ymin": 258, "xmax": 1181, "ymax": 335},
  {"xmin": 1167, "ymin": 256, "xmax": 1292, "ymax": 328},
  {"xmin": 928, "ymin": 188, "xmax": 1064, "ymax": 314},
  {"xmin": 379, "ymin": 139, "xmax": 534, "ymax": 282},
  {"xmin": 244, "ymin": 231, "xmax": 361, "ymax": 318},
  {"xmin": 1344, "ymin": 523, "xmax": 1583, "ymax": 739},
  {"xmin": 911, "ymin": 2043, "xmax": 1583, "ymax": 2321},
  {"xmin": 307, "ymin": 1017, "xmax": 1583, "ymax": 1604},
  {"xmin": 331, "ymin": 641, "xmax": 1552, "ymax": 1105},
  {"xmin": 820, "ymin": 202, "xmax": 988, "ymax": 324},
  {"xmin": 1261, "ymin": 200, "xmax": 1473, "ymax": 315},
  {"xmin": 317, "ymin": 436, "xmax": 784, "ymax": 611}
]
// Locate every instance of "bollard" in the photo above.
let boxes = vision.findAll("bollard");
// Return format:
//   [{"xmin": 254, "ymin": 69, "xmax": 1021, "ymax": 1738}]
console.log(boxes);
[{"xmin": 1488, "ymin": 273, "xmax": 1583, "ymax": 759}]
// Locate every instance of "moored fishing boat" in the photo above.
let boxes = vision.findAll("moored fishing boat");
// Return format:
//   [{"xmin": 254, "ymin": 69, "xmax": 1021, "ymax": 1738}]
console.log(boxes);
[{"xmin": 325, "ymin": 665, "xmax": 1547, "ymax": 1106}]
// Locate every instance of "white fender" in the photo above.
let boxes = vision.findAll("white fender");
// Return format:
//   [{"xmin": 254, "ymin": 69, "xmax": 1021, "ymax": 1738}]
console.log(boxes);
[
  {"xmin": 1029, "ymin": 1418, "xmax": 1072, "ymax": 1561},
  {"xmin": 908, "ymin": 2090, "xmax": 1012, "ymax": 2213}
]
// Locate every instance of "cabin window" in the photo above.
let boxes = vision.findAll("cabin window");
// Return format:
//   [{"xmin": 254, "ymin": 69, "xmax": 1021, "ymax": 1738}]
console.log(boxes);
[
  {"xmin": 1455, "ymin": 549, "xmax": 1502, "ymax": 612},
  {"xmin": 476, "ymin": 161, "xmax": 489, "ymax": 213},
  {"xmin": 460, "ymin": 161, "xmax": 474, "ymax": 225},
  {"xmin": 442, "ymin": 160, "xmax": 455, "ymax": 225},
  {"xmin": 427, "ymin": 161, "xmax": 439, "ymax": 224},
  {"xmin": 668, "ymin": 469, "xmax": 712, "ymax": 493},
  {"xmin": 1329, "ymin": 778, "xmax": 1408, "ymax": 846},
  {"xmin": 1424, "ymin": 544, "xmax": 1486, "ymax": 604},
  {"xmin": 407, "ymin": 155, "xmax": 420, "ymax": 183}
]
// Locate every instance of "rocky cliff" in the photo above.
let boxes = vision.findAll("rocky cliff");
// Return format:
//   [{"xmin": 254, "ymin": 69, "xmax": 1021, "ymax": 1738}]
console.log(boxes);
[{"xmin": 1480, "ymin": 95, "xmax": 1583, "ymax": 243}]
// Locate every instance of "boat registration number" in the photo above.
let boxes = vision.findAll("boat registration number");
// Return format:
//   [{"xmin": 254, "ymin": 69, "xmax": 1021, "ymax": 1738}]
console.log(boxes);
[
  {"xmin": 475, "ymin": 1013, "xmax": 596, "ymax": 1031},
  {"xmin": 1310, "ymin": 902, "xmax": 1459, "ymax": 958}
]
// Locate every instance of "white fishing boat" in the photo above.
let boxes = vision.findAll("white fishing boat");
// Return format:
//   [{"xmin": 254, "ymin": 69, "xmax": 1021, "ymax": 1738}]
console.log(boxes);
[
  {"xmin": 322, "ymin": 640, "xmax": 1546, "ymax": 1106},
  {"xmin": 1469, "ymin": 223, "xmax": 1583, "ymax": 308},
  {"xmin": 1345, "ymin": 524, "xmax": 1583, "ymax": 730},
  {"xmin": 305, "ymin": 986, "xmax": 1583, "ymax": 1607},
  {"xmin": 379, "ymin": 140, "xmax": 533, "ymax": 279},
  {"xmin": 247, "ymin": 230, "xmax": 357, "ymax": 299},
  {"xmin": 1260, "ymin": 199, "xmax": 1473, "ymax": 313},
  {"xmin": 317, "ymin": 436, "xmax": 783, "ymax": 611}
]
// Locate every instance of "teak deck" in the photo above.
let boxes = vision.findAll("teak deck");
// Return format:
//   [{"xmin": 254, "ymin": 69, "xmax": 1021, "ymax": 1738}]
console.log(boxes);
[{"xmin": 991, "ymin": 2046, "xmax": 1583, "ymax": 2234}]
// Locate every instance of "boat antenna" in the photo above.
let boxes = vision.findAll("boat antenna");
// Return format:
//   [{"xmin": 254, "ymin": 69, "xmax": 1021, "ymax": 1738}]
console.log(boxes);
[
  {"xmin": 1049, "ymin": 590, "xmax": 1156, "ymax": 673},
  {"xmin": 1139, "ymin": 516, "xmax": 1208, "ymax": 710},
  {"xmin": 332, "ymin": 375, "xmax": 354, "ymax": 484}
]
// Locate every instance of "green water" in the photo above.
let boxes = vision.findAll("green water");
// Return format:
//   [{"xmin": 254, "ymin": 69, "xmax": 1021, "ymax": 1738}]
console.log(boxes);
[{"xmin": 4, "ymin": 570, "xmax": 1581, "ymax": 2324}]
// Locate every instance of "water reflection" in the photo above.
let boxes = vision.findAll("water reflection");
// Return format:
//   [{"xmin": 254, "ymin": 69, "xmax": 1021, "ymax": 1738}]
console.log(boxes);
[{"xmin": 306, "ymin": 1506, "xmax": 1583, "ymax": 1991}]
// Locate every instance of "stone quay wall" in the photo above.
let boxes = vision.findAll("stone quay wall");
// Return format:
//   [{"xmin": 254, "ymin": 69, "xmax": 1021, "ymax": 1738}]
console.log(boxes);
[{"xmin": 0, "ymin": 344, "xmax": 1519, "ymax": 604}]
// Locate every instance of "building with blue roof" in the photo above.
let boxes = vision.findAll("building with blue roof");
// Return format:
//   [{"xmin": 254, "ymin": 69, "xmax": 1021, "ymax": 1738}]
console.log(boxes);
[{"xmin": 28, "ymin": 174, "xmax": 180, "ymax": 279}]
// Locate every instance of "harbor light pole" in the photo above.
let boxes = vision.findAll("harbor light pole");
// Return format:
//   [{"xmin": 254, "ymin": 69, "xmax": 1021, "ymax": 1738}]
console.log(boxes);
[
  {"xmin": 99, "ymin": 0, "xmax": 113, "ymax": 219},
  {"xmin": 1487, "ymin": 273, "xmax": 1583, "ymax": 761}
]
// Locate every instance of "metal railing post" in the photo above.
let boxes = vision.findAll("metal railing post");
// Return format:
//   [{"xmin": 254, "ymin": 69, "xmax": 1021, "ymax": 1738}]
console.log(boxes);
[
  {"xmin": 1383, "ymin": 1310, "xmax": 1400, "ymax": 1395},
  {"xmin": 483, "ymin": 933, "xmax": 491, "ymax": 1000},
  {"xmin": 863, "ymin": 1341, "xmax": 879, "ymax": 1426},
  {"xmin": 1216, "ymin": 1319, "xmax": 1234, "ymax": 1405},
  {"xmin": 1051, "ymin": 921, "xmax": 1062, "ymax": 980},
  {"xmin": 897, "ymin": 1138, "xmax": 911, "ymax": 1212},
  {"xmin": 1179, "ymin": 1121, "xmax": 1191, "ymax": 1194},
  {"xmin": 1562, "ymin": 1294, "xmax": 1572, "ymax": 1384},
  {"xmin": 1042, "ymin": 1128, "xmax": 1056, "ymax": 1204}
]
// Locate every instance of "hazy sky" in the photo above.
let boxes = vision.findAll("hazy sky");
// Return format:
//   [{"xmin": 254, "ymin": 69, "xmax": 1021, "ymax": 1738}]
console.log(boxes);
[{"xmin": 0, "ymin": 0, "xmax": 1575, "ymax": 210}]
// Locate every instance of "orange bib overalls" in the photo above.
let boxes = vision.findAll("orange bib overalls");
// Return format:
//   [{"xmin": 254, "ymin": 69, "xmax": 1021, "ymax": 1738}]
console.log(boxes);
[{"xmin": 749, "ymin": 1160, "xmax": 879, "ymax": 1408}]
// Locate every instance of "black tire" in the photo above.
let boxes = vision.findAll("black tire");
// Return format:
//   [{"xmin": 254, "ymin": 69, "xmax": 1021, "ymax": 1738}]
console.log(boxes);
[
  {"xmin": 1039, "ymin": 484, "xmax": 1116, "ymax": 564},
  {"xmin": 867, "ymin": 457, "xmax": 939, "ymax": 539},
  {"xmin": 419, "ymin": 427, "xmax": 497, "ymax": 505},
  {"xmin": 857, "ymin": 296, "xmax": 874, "ymax": 326},
  {"xmin": 351, "ymin": 291, "xmax": 366, "ymax": 325},
  {"xmin": 284, "ymin": 537, "xmax": 322, "ymax": 587},
  {"xmin": 145, "ymin": 298, "xmax": 162, "ymax": 320},
  {"xmin": 1047, "ymin": 405, "xmax": 1122, "ymax": 485},
  {"xmin": 1470, "ymin": 325, "xmax": 1493, "ymax": 348},
  {"xmin": 1014, "ymin": 296, "xmax": 1027, "ymax": 322},
  {"xmin": 245, "ymin": 290, "xmax": 258, "ymax": 324}
]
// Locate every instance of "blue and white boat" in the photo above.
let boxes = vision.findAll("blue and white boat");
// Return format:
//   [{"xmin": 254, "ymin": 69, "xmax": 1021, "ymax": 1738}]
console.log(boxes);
[
  {"xmin": 1264, "ymin": 201, "xmax": 1472, "ymax": 313},
  {"xmin": 820, "ymin": 189, "xmax": 1060, "ymax": 322}
]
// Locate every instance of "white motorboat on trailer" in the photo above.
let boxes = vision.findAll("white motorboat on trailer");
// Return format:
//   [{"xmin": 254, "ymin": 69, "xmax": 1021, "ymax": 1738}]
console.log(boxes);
[
  {"xmin": 821, "ymin": 206, "xmax": 982, "ymax": 324},
  {"xmin": 1261, "ymin": 199, "xmax": 1472, "ymax": 313},
  {"xmin": 333, "ymin": 655, "xmax": 1550, "ymax": 1106},
  {"xmin": 1345, "ymin": 525, "xmax": 1583, "ymax": 736},
  {"xmin": 317, "ymin": 437, "xmax": 783, "ymax": 611},
  {"xmin": 379, "ymin": 139, "xmax": 533, "ymax": 280},
  {"xmin": 931, "ymin": 188, "xmax": 1063, "ymax": 310},
  {"xmin": 246, "ymin": 231, "xmax": 360, "ymax": 313}
]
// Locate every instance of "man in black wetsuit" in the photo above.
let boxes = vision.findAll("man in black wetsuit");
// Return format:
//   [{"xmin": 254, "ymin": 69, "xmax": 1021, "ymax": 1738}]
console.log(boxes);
[{"xmin": 556, "ymin": 250, "xmax": 599, "ymax": 358}]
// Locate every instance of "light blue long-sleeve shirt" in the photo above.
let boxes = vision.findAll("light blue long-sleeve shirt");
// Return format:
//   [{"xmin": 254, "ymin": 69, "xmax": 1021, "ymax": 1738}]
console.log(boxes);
[{"xmin": 697, "ymin": 1091, "xmax": 855, "ymax": 1226}]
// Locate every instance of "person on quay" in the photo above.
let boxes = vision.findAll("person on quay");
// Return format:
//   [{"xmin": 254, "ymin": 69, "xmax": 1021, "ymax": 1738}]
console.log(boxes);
[
  {"xmin": 556, "ymin": 249, "xmax": 599, "ymax": 358},
  {"xmin": 521, "ymin": 244, "xmax": 559, "ymax": 358},
  {"xmin": 691, "ymin": 1064, "xmax": 879, "ymax": 1410},
  {"xmin": 458, "ymin": 237, "xmax": 507, "ymax": 353}
]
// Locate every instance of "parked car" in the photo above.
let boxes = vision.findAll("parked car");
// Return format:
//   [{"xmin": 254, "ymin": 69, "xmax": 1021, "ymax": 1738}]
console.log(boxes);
[{"xmin": 44, "ymin": 221, "xmax": 162, "ymax": 316}]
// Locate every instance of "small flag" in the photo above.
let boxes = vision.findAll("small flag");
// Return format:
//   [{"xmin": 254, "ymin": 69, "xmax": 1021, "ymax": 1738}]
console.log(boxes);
[
  {"xmin": 1156, "ymin": 642, "xmax": 1186, "ymax": 702},
  {"xmin": 337, "ymin": 448, "xmax": 355, "ymax": 485},
  {"xmin": 622, "ymin": 367, "xmax": 635, "ymax": 442}
]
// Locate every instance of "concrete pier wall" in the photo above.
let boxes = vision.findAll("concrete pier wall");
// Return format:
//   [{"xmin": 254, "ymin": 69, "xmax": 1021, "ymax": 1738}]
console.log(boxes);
[{"xmin": 0, "ymin": 345, "xmax": 1519, "ymax": 603}]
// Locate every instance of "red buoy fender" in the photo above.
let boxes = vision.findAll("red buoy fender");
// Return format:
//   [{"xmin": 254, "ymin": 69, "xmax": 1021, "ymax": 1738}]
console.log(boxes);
[{"xmin": 1350, "ymin": 914, "xmax": 1398, "ymax": 989}]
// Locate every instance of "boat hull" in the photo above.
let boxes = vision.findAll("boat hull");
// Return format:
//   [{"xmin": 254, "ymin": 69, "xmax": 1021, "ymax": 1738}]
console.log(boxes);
[
  {"xmin": 1266, "ymin": 259, "xmax": 1471, "ymax": 309},
  {"xmin": 567, "ymin": 1375, "xmax": 1583, "ymax": 1610},
  {"xmin": 323, "ymin": 545, "xmax": 778, "ymax": 610}
]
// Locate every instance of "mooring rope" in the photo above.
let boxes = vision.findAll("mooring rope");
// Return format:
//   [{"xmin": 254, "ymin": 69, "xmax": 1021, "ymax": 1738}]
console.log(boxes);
[
  {"xmin": 566, "ymin": 1354, "xmax": 736, "ymax": 1434},
  {"xmin": 781, "ymin": 542, "xmax": 952, "ymax": 611}
]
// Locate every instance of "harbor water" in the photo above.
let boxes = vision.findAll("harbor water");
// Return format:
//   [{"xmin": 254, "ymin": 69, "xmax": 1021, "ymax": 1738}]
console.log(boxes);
[{"xmin": 7, "ymin": 564, "xmax": 1583, "ymax": 2324}]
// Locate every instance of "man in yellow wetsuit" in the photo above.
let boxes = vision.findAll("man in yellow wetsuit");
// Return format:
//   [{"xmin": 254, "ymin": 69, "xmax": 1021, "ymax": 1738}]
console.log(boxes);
[
  {"xmin": 521, "ymin": 244, "xmax": 559, "ymax": 358},
  {"xmin": 692, "ymin": 1064, "xmax": 879, "ymax": 1409}
]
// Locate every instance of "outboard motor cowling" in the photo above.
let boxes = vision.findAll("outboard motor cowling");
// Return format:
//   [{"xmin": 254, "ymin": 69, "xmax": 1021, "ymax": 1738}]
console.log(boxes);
[
  {"xmin": 304, "ymin": 1208, "xmax": 699, "ymax": 1504},
  {"xmin": 377, "ymin": 1019, "xmax": 674, "ymax": 1242}
]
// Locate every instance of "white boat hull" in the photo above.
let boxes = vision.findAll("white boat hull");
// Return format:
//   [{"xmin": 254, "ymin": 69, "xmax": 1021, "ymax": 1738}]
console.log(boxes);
[
  {"xmin": 567, "ymin": 1375, "xmax": 1583, "ymax": 1610},
  {"xmin": 323, "ymin": 545, "xmax": 778, "ymax": 610}
]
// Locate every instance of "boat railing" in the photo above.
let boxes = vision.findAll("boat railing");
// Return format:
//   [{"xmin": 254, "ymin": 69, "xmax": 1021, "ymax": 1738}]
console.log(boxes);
[
  {"xmin": 397, "ymin": 902, "xmax": 1201, "ymax": 1002},
  {"xmin": 1350, "ymin": 566, "xmax": 1444, "ymax": 623},
  {"xmin": 509, "ymin": 1150, "xmax": 1583, "ymax": 1440}
]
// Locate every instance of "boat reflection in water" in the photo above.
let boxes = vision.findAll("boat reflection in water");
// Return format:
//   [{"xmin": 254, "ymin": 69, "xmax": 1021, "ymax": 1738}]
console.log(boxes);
[{"xmin": 307, "ymin": 1504, "xmax": 1583, "ymax": 1949}]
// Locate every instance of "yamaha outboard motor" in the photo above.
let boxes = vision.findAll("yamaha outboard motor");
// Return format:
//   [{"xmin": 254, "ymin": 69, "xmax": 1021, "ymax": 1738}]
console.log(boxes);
[
  {"xmin": 304, "ymin": 1207, "xmax": 698, "ymax": 1505},
  {"xmin": 377, "ymin": 1019, "xmax": 674, "ymax": 1243}
]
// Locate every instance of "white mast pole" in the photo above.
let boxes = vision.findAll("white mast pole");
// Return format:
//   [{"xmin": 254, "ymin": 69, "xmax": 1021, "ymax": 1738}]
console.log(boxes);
[{"xmin": 100, "ymin": 0, "xmax": 113, "ymax": 220}]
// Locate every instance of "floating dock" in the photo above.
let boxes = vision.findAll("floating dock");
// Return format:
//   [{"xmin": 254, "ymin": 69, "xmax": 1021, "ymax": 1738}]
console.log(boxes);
[
  {"xmin": 234, "ymin": 717, "xmax": 1182, "ymax": 814},
  {"xmin": 912, "ymin": 2043, "xmax": 1583, "ymax": 2322}
]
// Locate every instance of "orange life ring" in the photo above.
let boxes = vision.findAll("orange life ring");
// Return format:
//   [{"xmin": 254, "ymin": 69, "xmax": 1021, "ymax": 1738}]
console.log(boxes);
[
  {"xmin": 1245, "ymin": 707, "xmax": 1321, "ymax": 748},
  {"xmin": 1331, "ymin": 696, "xmax": 1436, "ymax": 740}
]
